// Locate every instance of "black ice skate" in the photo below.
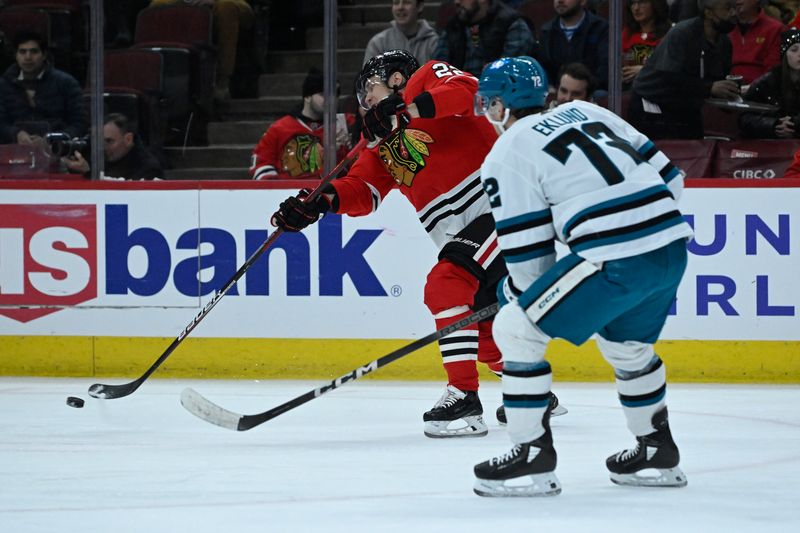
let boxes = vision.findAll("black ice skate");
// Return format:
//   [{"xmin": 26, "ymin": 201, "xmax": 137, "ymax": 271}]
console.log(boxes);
[
  {"xmin": 423, "ymin": 385, "xmax": 487, "ymax": 438},
  {"xmin": 474, "ymin": 409, "xmax": 560, "ymax": 497},
  {"xmin": 606, "ymin": 406, "xmax": 688, "ymax": 488},
  {"xmin": 496, "ymin": 392, "xmax": 567, "ymax": 425}
]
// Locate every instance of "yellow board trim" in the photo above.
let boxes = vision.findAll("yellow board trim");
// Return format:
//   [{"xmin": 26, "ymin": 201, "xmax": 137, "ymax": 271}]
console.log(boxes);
[{"xmin": 1, "ymin": 336, "xmax": 799, "ymax": 383}]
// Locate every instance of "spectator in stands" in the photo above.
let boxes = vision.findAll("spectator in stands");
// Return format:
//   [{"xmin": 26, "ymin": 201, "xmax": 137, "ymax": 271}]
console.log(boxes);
[
  {"xmin": 364, "ymin": 0, "xmax": 440, "ymax": 66},
  {"xmin": 149, "ymin": 0, "xmax": 255, "ymax": 101},
  {"xmin": 249, "ymin": 68, "xmax": 355, "ymax": 180},
  {"xmin": 784, "ymin": 145, "xmax": 800, "ymax": 177},
  {"xmin": 622, "ymin": 0, "xmax": 673, "ymax": 87},
  {"xmin": 739, "ymin": 28, "xmax": 800, "ymax": 137},
  {"xmin": 537, "ymin": 0, "xmax": 610, "ymax": 91},
  {"xmin": 553, "ymin": 61, "xmax": 597, "ymax": 105},
  {"xmin": 63, "ymin": 113, "xmax": 164, "ymax": 180},
  {"xmin": 730, "ymin": 0, "xmax": 786, "ymax": 85},
  {"xmin": 628, "ymin": 0, "xmax": 740, "ymax": 139},
  {"xmin": 433, "ymin": 0, "xmax": 536, "ymax": 76},
  {"xmin": 0, "ymin": 31, "xmax": 87, "ymax": 146}
]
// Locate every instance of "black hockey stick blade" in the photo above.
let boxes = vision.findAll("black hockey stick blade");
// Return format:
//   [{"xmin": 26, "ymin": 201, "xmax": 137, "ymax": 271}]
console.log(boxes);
[
  {"xmin": 87, "ymin": 138, "xmax": 368, "ymax": 400},
  {"xmin": 180, "ymin": 303, "xmax": 500, "ymax": 431}
]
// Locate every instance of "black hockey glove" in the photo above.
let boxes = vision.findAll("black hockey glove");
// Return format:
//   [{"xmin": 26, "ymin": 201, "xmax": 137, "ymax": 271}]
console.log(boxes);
[
  {"xmin": 362, "ymin": 93, "xmax": 409, "ymax": 142},
  {"xmin": 270, "ymin": 188, "xmax": 332, "ymax": 232}
]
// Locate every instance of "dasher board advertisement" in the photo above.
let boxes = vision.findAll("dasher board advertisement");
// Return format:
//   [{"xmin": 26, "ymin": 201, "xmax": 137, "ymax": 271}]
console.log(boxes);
[{"xmin": 1, "ymin": 180, "xmax": 798, "ymax": 342}]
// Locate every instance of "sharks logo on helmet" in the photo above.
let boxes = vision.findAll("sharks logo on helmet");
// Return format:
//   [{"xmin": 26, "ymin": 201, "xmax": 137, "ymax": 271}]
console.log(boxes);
[{"xmin": 475, "ymin": 56, "xmax": 549, "ymax": 128}]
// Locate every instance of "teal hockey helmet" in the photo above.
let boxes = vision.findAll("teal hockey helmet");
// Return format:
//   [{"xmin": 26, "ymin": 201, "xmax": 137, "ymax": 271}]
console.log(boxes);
[{"xmin": 475, "ymin": 56, "xmax": 548, "ymax": 127}]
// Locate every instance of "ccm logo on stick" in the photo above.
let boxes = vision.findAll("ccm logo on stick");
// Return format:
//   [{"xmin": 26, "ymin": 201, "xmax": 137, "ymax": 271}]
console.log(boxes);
[{"xmin": 0, "ymin": 204, "xmax": 97, "ymax": 322}]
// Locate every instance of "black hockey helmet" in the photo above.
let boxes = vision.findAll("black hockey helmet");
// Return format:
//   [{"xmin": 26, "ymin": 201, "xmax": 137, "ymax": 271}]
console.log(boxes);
[{"xmin": 355, "ymin": 49, "xmax": 420, "ymax": 109}]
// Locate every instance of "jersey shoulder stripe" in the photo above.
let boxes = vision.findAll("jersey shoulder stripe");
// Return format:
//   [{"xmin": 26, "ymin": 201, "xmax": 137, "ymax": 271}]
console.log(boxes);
[
  {"xmin": 504, "ymin": 240, "xmax": 556, "ymax": 263},
  {"xmin": 496, "ymin": 209, "xmax": 553, "ymax": 236},
  {"xmin": 569, "ymin": 210, "xmax": 686, "ymax": 252},
  {"xmin": 563, "ymin": 184, "xmax": 672, "ymax": 238}
]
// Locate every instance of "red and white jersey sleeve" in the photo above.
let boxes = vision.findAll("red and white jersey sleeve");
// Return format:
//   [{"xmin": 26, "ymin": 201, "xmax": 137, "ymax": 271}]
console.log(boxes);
[{"xmin": 331, "ymin": 60, "xmax": 499, "ymax": 248}]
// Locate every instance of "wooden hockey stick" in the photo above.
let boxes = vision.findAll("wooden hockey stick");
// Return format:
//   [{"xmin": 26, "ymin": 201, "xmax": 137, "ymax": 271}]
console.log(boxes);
[
  {"xmin": 87, "ymin": 137, "xmax": 368, "ymax": 400},
  {"xmin": 180, "ymin": 303, "xmax": 500, "ymax": 431}
]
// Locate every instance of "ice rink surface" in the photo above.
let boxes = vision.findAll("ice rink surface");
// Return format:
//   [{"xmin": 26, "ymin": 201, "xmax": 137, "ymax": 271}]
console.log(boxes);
[{"xmin": 1, "ymin": 377, "xmax": 799, "ymax": 533}]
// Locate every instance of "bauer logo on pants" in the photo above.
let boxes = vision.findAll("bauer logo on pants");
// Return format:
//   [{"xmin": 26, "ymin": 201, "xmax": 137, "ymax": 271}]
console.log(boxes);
[{"xmin": 0, "ymin": 204, "xmax": 98, "ymax": 323}]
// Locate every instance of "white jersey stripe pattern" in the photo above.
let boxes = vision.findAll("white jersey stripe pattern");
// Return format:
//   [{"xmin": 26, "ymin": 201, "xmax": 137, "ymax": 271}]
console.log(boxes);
[
  {"xmin": 416, "ymin": 170, "xmax": 492, "ymax": 248},
  {"xmin": 439, "ymin": 330, "xmax": 479, "ymax": 363},
  {"xmin": 433, "ymin": 305, "xmax": 472, "ymax": 319}
]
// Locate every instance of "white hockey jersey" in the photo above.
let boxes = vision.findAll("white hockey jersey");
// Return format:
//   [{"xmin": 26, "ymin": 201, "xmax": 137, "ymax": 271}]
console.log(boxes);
[{"xmin": 480, "ymin": 100, "xmax": 694, "ymax": 292}]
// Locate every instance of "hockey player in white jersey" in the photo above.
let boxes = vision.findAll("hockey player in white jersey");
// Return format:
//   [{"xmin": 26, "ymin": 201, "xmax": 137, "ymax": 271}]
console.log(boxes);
[{"xmin": 470, "ymin": 56, "xmax": 693, "ymax": 497}]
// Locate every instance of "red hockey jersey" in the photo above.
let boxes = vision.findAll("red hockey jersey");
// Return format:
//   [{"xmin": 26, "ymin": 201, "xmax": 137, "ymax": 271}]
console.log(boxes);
[
  {"xmin": 249, "ymin": 113, "xmax": 355, "ymax": 180},
  {"xmin": 622, "ymin": 27, "xmax": 664, "ymax": 66},
  {"xmin": 330, "ymin": 61, "xmax": 499, "ymax": 248}
]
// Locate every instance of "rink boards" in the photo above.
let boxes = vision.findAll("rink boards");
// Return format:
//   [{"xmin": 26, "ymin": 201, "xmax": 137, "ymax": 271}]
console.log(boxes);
[{"xmin": 1, "ymin": 179, "xmax": 799, "ymax": 383}]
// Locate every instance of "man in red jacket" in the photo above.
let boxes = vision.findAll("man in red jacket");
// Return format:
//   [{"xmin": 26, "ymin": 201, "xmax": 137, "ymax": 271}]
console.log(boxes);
[
  {"xmin": 270, "ymin": 50, "xmax": 565, "ymax": 438},
  {"xmin": 730, "ymin": 0, "xmax": 786, "ymax": 84}
]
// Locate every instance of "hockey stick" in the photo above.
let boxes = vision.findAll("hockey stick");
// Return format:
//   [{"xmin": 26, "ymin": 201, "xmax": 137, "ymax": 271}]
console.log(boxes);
[
  {"xmin": 180, "ymin": 302, "xmax": 500, "ymax": 431},
  {"xmin": 88, "ymin": 137, "xmax": 369, "ymax": 400}
]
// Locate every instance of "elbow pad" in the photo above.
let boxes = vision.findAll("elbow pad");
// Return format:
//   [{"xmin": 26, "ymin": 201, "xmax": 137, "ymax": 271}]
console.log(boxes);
[{"xmin": 413, "ymin": 91, "xmax": 436, "ymax": 119}]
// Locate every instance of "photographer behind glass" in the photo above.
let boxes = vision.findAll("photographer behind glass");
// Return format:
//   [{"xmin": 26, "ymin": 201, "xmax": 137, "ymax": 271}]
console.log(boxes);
[
  {"xmin": 0, "ymin": 31, "xmax": 87, "ymax": 146},
  {"xmin": 62, "ymin": 113, "xmax": 164, "ymax": 180}
]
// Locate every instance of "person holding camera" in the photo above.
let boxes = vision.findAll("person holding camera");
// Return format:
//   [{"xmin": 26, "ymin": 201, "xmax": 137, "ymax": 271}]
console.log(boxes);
[
  {"xmin": 739, "ymin": 28, "xmax": 800, "ymax": 138},
  {"xmin": 63, "ymin": 114, "xmax": 163, "ymax": 180},
  {"xmin": 0, "ymin": 31, "xmax": 87, "ymax": 146}
]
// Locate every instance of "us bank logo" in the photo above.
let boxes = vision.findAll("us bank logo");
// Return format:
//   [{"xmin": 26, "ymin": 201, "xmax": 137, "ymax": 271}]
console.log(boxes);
[
  {"xmin": 0, "ymin": 204, "xmax": 97, "ymax": 322},
  {"xmin": 0, "ymin": 204, "xmax": 387, "ymax": 324}
]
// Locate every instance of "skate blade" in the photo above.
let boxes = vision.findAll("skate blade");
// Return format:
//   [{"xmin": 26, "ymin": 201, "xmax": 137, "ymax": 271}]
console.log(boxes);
[
  {"xmin": 473, "ymin": 472, "xmax": 562, "ymax": 497},
  {"xmin": 610, "ymin": 467, "xmax": 688, "ymax": 488},
  {"xmin": 424, "ymin": 415, "xmax": 488, "ymax": 438}
]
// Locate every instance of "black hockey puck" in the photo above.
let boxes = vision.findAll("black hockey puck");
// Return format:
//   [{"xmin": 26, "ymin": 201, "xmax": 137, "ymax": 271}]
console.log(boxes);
[{"xmin": 66, "ymin": 396, "xmax": 85, "ymax": 408}]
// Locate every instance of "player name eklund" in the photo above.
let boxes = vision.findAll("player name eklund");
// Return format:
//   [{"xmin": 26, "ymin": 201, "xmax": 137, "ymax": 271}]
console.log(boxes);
[{"xmin": 531, "ymin": 108, "xmax": 589, "ymax": 136}]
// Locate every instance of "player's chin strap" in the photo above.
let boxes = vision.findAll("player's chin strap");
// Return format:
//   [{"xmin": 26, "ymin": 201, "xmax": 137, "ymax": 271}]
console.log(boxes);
[{"xmin": 486, "ymin": 107, "xmax": 511, "ymax": 133}]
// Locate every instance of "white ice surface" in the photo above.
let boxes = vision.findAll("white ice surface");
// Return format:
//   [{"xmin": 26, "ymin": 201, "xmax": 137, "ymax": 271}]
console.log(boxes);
[{"xmin": 1, "ymin": 378, "xmax": 799, "ymax": 533}]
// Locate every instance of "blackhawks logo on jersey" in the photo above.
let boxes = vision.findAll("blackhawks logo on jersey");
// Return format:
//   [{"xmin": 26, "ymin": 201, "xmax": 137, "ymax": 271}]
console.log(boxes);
[
  {"xmin": 378, "ymin": 128, "xmax": 433, "ymax": 186},
  {"xmin": 282, "ymin": 134, "xmax": 323, "ymax": 177}
]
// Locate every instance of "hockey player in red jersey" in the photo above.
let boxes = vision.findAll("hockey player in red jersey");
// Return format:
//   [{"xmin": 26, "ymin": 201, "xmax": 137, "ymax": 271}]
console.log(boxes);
[
  {"xmin": 271, "ymin": 50, "xmax": 564, "ymax": 438},
  {"xmin": 249, "ymin": 68, "xmax": 355, "ymax": 180}
]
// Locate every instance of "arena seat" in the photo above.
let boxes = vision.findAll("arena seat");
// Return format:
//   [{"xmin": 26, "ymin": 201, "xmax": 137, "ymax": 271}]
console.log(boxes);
[
  {"xmin": 133, "ymin": 5, "xmax": 216, "ymax": 107},
  {"xmin": 98, "ymin": 49, "xmax": 168, "ymax": 149}
]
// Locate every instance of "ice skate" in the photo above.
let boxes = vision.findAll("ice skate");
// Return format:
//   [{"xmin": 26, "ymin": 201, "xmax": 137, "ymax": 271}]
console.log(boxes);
[
  {"xmin": 474, "ymin": 411, "xmax": 560, "ymax": 497},
  {"xmin": 606, "ymin": 407, "xmax": 687, "ymax": 488},
  {"xmin": 496, "ymin": 392, "xmax": 567, "ymax": 425},
  {"xmin": 423, "ymin": 385, "xmax": 487, "ymax": 438}
]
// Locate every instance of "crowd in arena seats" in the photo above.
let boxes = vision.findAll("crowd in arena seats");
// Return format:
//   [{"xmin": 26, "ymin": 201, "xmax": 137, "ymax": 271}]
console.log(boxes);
[{"xmin": 1, "ymin": 0, "xmax": 799, "ymax": 180}]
